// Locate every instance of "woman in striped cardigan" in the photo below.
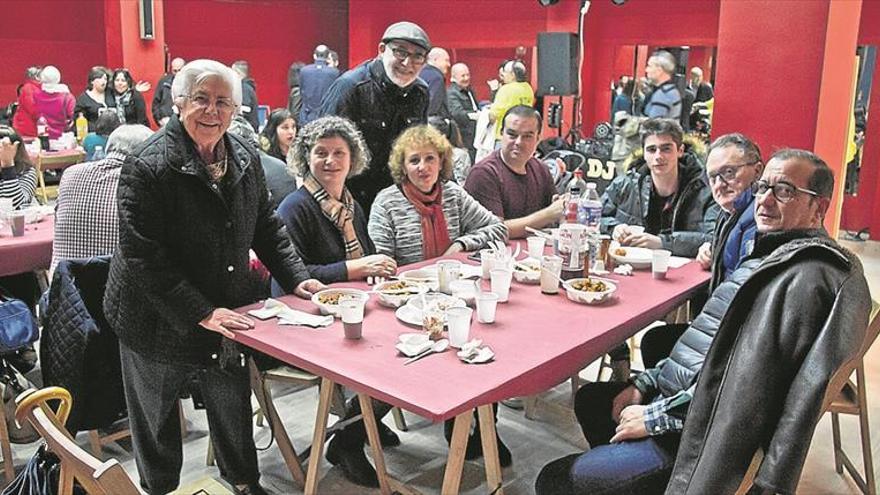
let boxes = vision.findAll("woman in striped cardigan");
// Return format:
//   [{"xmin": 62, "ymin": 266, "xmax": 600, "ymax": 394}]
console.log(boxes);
[
  {"xmin": 368, "ymin": 125, "xmax": 507, "ymax": 266},
  {"xmin": 0, "ymin": 125, "xmax": 38, "ymax": 209}
]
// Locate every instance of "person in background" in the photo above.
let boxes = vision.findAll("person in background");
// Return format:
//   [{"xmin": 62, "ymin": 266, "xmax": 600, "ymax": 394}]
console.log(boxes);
[
  {"xmin": 226, "ymin": 116, "xmax": 297, "ymax": 210},
  {"xmin": 420, "ymin": 46, "xmax": 451, "ymax": 118},
  {"xmin": 286, "ymin": 62, "xmax": 305, "ymax": 120},
  {"xmin": 612, "ymin": 78, "xmax": 635, "ymax": 118},
  {"xmin": 428, "ymin": 115, "xmax": 471, "ymax": 183},
  {"xmin": 0, "ymin": 125, "xmax": 38, "ymax": 209},
  {"xmin": 488, "ymin": 60, "xmax": 535, "ymax": 140},
  {"xmin": 110, "ymin": 68, "xmax": 148, "ymax": 126},
  {"xmin": 152, "ymin": 57, "xmax": 186, "ymax": 127},
  {"xmin": 259, "ymin": 109, "xmax": 297, "ymax": 162},
  {"xmin": 232, "ymin": 60, "xmax": 260, "ymax": 132},
  {"xmin": 319, "ymin": 21, "xmax": 431, "ymax": 213},
  {"xmin": 298, "ymin": 45, "xmax": 340, "ymax": 126},
  {"xmin": 643, "ymin": 51, "xmax": 682, "ymax": 120},
  {"xmin": 83, "ymin": 111, "xmax": 122, "ymax": 161},
  {"xmin": 12, "ymin": 66, "xmax": 41, "ymax": 137},
  {"xmin": 51, "ymin": 124, "xmax": 154, "ymax": 274},
  {"xmin": 104, "ymin": 59, "xmax": 323, "ymax": 495},
  {"xmin": 689, "ymin": 67, "xmax": 714, "ymax": 104},
  {"xmin": 328, "ymin": 50, "xmax": 340, "ymax": 68},
  {"xmin": 74, "ymin": 66, "xmax": 115, "ymax": 131},
  {"xmin": 447, "ymin": 62, "xmax": 479, "ymax": 161},
  {"xmin": 33, "ymin": 65, "xmax": 75, "ymax": 138}
]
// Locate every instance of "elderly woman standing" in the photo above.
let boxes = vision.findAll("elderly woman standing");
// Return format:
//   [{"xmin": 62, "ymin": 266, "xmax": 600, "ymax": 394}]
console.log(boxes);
[
  {"xmin": 369, "ymin": 125, "xmax": 506, "ymax": 266},
  {"xmin": 104, "ymin": 59, "xmax": 323, "ymax": 495}
]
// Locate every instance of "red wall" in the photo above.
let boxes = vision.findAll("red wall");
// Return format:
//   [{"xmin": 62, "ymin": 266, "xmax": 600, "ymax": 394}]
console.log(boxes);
[
  {"xmin": 0, "ymin": 1, "xmax": 107, "ymax": 104},
  {"xmin": 164, "ymin": 0, "xmax": 349, "ymax": 110}
]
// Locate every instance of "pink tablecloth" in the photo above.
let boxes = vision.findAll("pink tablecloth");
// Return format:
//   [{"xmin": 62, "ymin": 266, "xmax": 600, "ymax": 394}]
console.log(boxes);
[
  {"xmin": 0, "ymin": 216, "xmax": 54, "ymax": 276},
  {"xmin": 236, "ymin": 252, "xmax": 709, "ymax": 422},
  {"xmin": 27, "ymin": 149, "xmax": 85, "ymax": 170}
]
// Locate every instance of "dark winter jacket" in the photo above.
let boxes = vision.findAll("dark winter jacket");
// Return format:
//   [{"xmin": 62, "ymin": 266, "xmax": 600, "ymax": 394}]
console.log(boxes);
[
  {"xmin": 599, "ymin": 151, "xmax": 719, "ymax": 257},
  {"xmin": 298, "ymin": 61, "xmax": 339, "ymax": 126},
  {"xmin": 241, "ymin": 78, "xmax": 260, "ymax": 132},
  {"xmin": 42, "ymin": 256, "xmax": 126, "ymax": 433},
  {"xmin": 151, "ymin": 72, "xmax": 175, "ymax": 125},
  {"xmin": 319, "ymin": 58, "xmax": 428, "ymax": 212},
  {"xmin": 104, "ymin": 117, "xmax": 310, "ymax": 365},
  {"xmin": 666, "ymin": 231, "xmax": 872, "ymax": 495}
]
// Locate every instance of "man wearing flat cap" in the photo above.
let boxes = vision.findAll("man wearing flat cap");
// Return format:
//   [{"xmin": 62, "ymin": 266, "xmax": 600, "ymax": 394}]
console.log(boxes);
[{"xmin": 320, "ymin": 21, "xmax": 431, "ymax": 213}]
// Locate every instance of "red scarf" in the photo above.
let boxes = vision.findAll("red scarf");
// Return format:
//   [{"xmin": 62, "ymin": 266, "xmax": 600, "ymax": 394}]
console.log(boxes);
[{"xmin": 402, "ymin": 181, "xmax": 451, "ymax": 259}]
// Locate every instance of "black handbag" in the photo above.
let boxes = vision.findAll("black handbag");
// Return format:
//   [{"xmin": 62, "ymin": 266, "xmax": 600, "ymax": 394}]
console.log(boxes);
[{"xmin": 0, "ymin": 292, "xmax": 38, "ymax": 353}]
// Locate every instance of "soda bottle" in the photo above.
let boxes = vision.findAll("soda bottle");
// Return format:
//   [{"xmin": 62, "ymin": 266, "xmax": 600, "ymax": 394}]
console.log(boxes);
[
  {"xmin": 75, "ymin": 113, "xmax": 88, "ymax": 144},
  {"xmin": 581, "ymin": 182, "xmax": 603, "ymax": 231},
  {"xmin": 37, "ymin": 115, "xmax": 49, "ymax": 151}
]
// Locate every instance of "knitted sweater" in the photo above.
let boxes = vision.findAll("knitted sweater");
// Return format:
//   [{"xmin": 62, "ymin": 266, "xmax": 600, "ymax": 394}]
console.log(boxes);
[{"xmin": 368, "ymin": 181, "xmax": 507, "ymax": 266}]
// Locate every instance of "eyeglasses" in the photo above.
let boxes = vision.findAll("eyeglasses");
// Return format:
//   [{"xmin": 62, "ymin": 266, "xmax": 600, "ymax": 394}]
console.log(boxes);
[
  {"xmin": 707, "ymin": 161, "xmax": 759, "ymax": 185},
  {"xmin": 389, "ymin": 46, "xmax": 427, "ymax": 64},
  {"xmin": 183, "ymin": 94, "xmax": 238, "ymax": 114},
  {"xmin": 752, "ymin": 179, "xmax": 819, "ymax": 203}
]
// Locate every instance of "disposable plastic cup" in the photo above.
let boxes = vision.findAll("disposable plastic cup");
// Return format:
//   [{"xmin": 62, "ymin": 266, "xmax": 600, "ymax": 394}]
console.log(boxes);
[
  {"xmin": 9, "ymin": 213, "xmax": 25, "ymax": 237},
  {"xmin": 652, "ymin": 249, "xmax": 672, "ymax": 280},
  {"xmin": 340, "ymin": 299, "xmax": 365, "ymax": 339},
  {"xmin": 476, "ymin": 292, "xmax": 499, "ymax": 323},
  {"xmin": 480, "ymin": 249, "xmax": 495, "ymax": 278},
  {"xmin": 490, "ymin": 268, "xmax": 513, "ymax": 303},
  {"xmin": 527, "ymin": 236, "xmax": 546, "ymax": 259},
  {"xmin": 446, "ymin": 307, "xmax": 473, "ymax": 348},
  {"xmin": 541, "ymin": 255, "xmax": 563, "ymax": 294},
  {"xmin": 437, "ymin": 260, "xmax": 462, "ymax": 294}
]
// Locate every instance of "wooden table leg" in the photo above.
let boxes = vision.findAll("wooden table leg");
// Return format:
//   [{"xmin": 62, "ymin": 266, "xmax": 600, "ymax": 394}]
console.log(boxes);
[
  {"xmin": 441, "ymin": 411, "xmax": 473, "ymax": 494},
  {"xmin": 358, "ymin": 394, "xmax": 392, "ymax": 495},
  {"xmin": 248, "ymin": 360, "xmax": 306, "ymax": 487},
  {"xmin": 478, "ymin": 404, "xmax": 504, "ymax": 494},
  {"xmin": 304, "ymin": 377, "xmax": 335, "ymax": 495}
]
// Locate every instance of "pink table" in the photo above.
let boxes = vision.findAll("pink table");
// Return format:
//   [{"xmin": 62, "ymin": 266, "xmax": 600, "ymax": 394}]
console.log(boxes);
[
  {"xmin": 0, "ymin": 216, "xmax": 54, "ymax": 277},
  {"xmin": 236, "ymin": 250, "xmax": 710, "ymax": 494}
]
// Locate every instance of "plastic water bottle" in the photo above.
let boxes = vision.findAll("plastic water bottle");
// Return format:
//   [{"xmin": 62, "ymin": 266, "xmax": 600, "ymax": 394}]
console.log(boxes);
[
  {"xmin": 581, "ymin": 182, "xmax": 603, "ymax": 231},
  {"xmin": 92, "ymin": 145, "xmax": 106, "ymax": 161},
  {"xmin": 565, "ymin": 170, "xmax": 587, "ymax": 223}
]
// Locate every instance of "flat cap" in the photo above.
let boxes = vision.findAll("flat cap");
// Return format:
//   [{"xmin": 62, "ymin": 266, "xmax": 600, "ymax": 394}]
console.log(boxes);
[{"xmin": 381, "ymin": 21, "xmax": 431, "ymax": 52}]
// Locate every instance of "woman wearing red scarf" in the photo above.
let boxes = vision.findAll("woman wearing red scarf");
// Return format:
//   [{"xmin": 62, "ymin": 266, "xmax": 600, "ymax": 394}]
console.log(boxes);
[{"xmin": 369, "ymin": 125, "xmax": 506, "ymax": 266}]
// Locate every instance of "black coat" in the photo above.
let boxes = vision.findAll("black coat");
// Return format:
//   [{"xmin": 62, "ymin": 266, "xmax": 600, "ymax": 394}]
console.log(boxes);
[
  {"xmin": 104, "ymin": 117, "xmax": 311, "ymax": 365},
  {"xmin": 151, "ymin": 72, "xmax": 175, "ymax": 125},
  {"xmin": 241, "ymin": 78, "xmax": 260, "ymax": 133},
  {"xmin": 447, "ymin": 82, "xmax": 478, "ymax": 154},
  {"xmin": 319, "ymin": 58, "xmax": 428, "ymax": 212},
  {"xmin": 666, "ymin": 231, "xmax": 872, "ymax": 495}
]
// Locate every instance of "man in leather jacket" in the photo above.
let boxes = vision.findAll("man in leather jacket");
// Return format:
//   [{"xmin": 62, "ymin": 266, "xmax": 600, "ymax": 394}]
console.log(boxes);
[
  {"xmin": 319, "ymin": 21, "xmax": 430, "ymax": 214},
  {"xmin": 536, "ymin": 149, "xmax": 871, "ymax": 495}
]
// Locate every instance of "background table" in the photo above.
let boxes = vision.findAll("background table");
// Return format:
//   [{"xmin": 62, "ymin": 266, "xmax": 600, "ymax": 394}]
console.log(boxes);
[
  {"xmin": 236, "ymin": 253, "xmax": 710, "ymax": 493},
  {"xmin": 0, "ymin": 216, "xmax": 54, "ymax": 277}
]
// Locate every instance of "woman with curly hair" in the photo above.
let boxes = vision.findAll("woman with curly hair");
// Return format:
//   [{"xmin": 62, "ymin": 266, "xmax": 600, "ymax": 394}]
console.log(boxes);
[
  {"xmin": 274, "ymin": 115, "xmax": 396, "ymax": 285},
  {"xmin": 259, "ymin": 108, "xmax": 297, "ymax": 162},
  {"xmin": 368, "ymin": 124, "xmax": 507, "ymax": 266}
]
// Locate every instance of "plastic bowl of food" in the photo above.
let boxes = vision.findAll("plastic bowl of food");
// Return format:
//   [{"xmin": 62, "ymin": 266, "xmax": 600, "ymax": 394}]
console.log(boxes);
[
  {"xmin": 398, "ymin": 268, "xmax": 439, "ymax": 290},
  {"xmin": 374, "ymin": 279, "xmax": 429, "ymax": 308},
  {"xmin": 563, "ymin": 277, "xmax": 617, "ymax": 305},
  {"xmin": 512, "ymin": 258, "xmax": 541, "ymax": 284},
  {"xmin": 311, "ymin": 288, "xmax": 369, "ymax": 317}
]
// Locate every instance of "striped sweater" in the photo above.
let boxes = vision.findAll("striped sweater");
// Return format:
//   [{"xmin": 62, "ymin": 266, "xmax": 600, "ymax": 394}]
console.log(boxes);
[
  {"xmin": 0, "ymin": 166, "xmax": 38, "ymax": 209},
  {"xmin": 368, "ymin": 181, "xmax": 508, "ymax": 266}
]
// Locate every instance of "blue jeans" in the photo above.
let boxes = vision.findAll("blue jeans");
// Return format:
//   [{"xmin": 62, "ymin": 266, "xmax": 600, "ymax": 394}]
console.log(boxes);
[{"xmin": 535, "ymin": 381, "xmax": 679, "ymax": 494}]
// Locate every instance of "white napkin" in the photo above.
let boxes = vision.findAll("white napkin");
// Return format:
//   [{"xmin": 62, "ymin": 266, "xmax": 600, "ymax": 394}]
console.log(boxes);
[
  {"xmin": 613, "ymin": 264, "xmax": 634, "ymax": 276},
  {"xmin": 248, "ymin": 298, "xmax": 334, "ymax": 328},
  {"xmin": 668, "ymin": 256, "xmax": 691, "ymax": 269}
]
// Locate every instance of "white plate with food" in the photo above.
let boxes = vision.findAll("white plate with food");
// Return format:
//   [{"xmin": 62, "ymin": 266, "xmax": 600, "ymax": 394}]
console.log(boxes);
[
  {"xmin": 374, "ymin": 279, "xmax": 429, "ymax": 308},
  {"xmin": 609, "ymin": 244, "xmax": 653, "ymax": 270},
  {"xmin": 311, "ymin": 288, "xmax": 369, "ymax": 317},
  {"xmin": 563, "ymin": 277, "xmax": 618, "ymax": 305},
  {"xmin": 395, "ymin": 294, "xmax": 466, "ymax": 326},
  {"xmin": 512, "ymin": 258, "xmax": 541, "ymax": 284},
  {"xmin": 398, "ymin": 267, "xmax": 439, "ymax": 289}
]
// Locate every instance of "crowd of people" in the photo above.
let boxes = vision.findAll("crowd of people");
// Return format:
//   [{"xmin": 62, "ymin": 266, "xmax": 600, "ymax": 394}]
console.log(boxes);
[{"xmin": 0, "ymin": 19, "xmax": 872, "ymax": 495}]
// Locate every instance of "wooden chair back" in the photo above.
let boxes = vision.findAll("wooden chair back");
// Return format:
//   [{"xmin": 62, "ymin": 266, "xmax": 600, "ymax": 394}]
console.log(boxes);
[
  {"xmin": 821, "ymin": 301, "xmax": 880, "ymax": 412},
  {"xmin": 14, "ymin": 387, "xmax": 139, "ymax": 495}
]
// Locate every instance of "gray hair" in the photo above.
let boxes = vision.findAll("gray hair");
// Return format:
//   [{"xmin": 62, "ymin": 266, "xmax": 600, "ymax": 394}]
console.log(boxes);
[
  {"xmin": 287, "ymin": 116, "xmax": 370, "ymax": 179},
  {"xmin": 709, "ymin": 133, "xmax": 762, "ymax": 166},
  {"xmin": 172, "ymin": 59, "xmax": 242, "ymax": 107},
  {"xmin": 105, "ymin": 125, "xmax": 153, "ymax": 155},
  {"xmin": 314, "ymin": 44, "xmax": 330, "ymax": 60},
  {"xmin": 504, "ymin": 60, "xmax": 527, "ymax": 82},
  {"xmin": 768, "ymin": 148, "xmax": 834, "ymax": 198},
  {"xmin": 649, "ymin": 51, "xmax": 677, "ymax": 75}
]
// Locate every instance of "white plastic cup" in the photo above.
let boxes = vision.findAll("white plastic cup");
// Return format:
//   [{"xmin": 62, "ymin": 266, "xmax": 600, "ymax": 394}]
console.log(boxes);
[
  {"xmin": 476, "ymin": 292, "xmax": 499, "ymax": 323},
  {"xmin": 652, "ymin": 249, "xmax": 672, "ymax": 279},
  {"xmin": 446, "ymin": 307, "xmax": 473, "ymax": 348},
  {"xmin": 437, "ymin": 260, "xmax": 462, "ymax": 294},
  {"xmin": 480, "ymin": 249, "xmax": 495, "ymax": 278},
  {"xmin": 490, "ymin": 268, "xmax": 513, "ymax": 303},
  {"xmin": 527, "ymin": 236, "xmax": 546, "ymax": 259},
  {"xmin": 9, "ymin": 212, "xmax": 25, "ymax": 237},
  {"xmin": 540, "ymin": 255, "xmax": 563, "ymax": 294},
  {"xmin": 340, "ymin": 299, "xmax": 365, "ymax": 339}
]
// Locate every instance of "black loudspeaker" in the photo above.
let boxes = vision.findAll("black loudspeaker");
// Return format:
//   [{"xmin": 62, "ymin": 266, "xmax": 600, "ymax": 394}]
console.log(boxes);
[
  {"xmin": 139, "ymin": 0, "xmax": 155, "ymax": 40},
  {"xmin": 537, "ymin": 32, "xmax": 578, "ymax": 96}
]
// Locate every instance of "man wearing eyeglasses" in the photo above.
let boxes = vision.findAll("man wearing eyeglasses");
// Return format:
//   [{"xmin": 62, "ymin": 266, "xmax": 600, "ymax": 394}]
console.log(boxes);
[
  {"xmin": 538, "ymin": 148, "xmax": 871, "ymax": 495},
  {"xmin": 320, "ymin": 21, "xmax": 431, "ymax": 213},
  {"xmin": 641, "ymin": 133, "xmax": 764, "ymax": 368}
]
